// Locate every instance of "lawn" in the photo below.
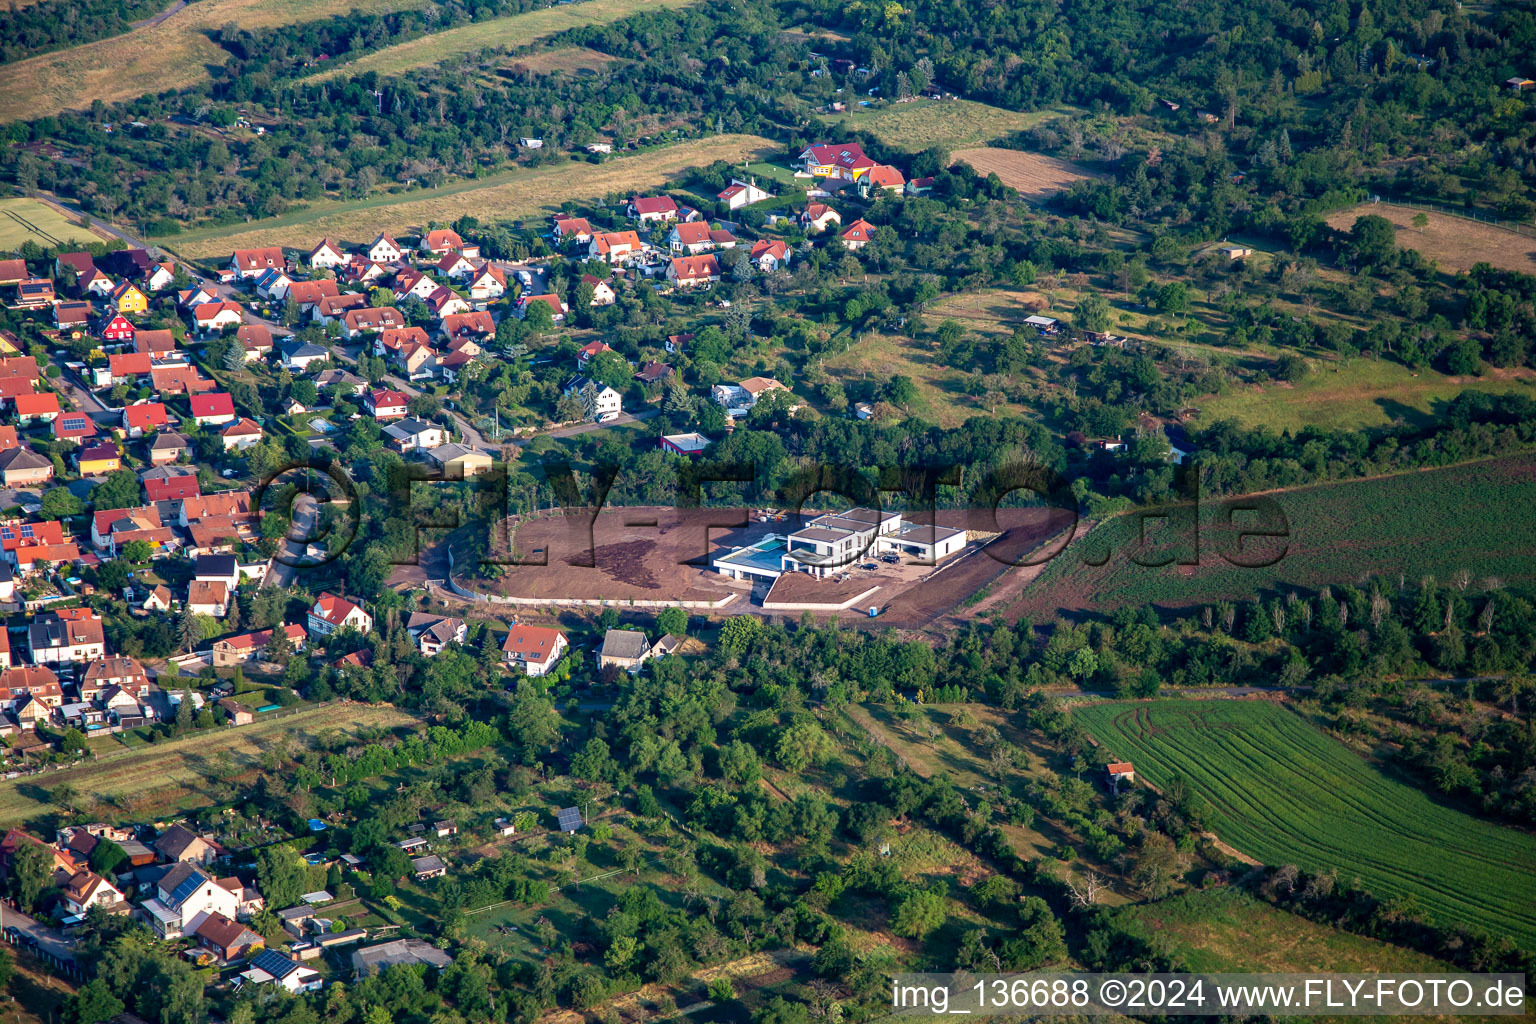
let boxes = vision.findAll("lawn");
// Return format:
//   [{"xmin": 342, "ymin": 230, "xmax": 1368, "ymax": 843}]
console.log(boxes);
[
  {"xmin": 163, "ymin": 134, "xmax": 777, "ymax": 259},
  {"xmin": 0, "ymin": 0, "xmax": 426, "ymax": 122},
  {"xmin": 816, "ymin": 98, "xmax": 1074, "ymax": 152},
  {"xmin": 1073, "ymin": 699, "xmax": 1536, "ymax": 947},
  {"xmin": 1021, "ymin": 453, "xmax": 1536, "ymax": 614},
  {"xmin": 0, "ymin": 703, "xmax": 420, "ymax": 828},
  {"xmin": 1197, "ymin": 358, "xmax": 1536, "ymax": 433},
  {"xmin": 305, "ymin": 0, "xmax": 699, "ymax": 82},
  {"xmin": 0, "ymin": 198, "xmax": 112, "ymax": 250}
]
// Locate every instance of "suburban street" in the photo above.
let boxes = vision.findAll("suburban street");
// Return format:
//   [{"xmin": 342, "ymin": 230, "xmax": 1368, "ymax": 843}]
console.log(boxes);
[{"xmin": 264, "ymin": 492, "xmax": 320, "ymax": 588}]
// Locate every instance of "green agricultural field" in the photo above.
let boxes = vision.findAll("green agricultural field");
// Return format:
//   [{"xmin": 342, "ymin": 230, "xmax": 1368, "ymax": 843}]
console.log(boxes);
[
  {"xmin": 816, "ymin": 98, "xmax": 1074, "ymax": 152},
  {"xmin": 1197, "ymin": 359, "xmax": 1536, "ymax": 433},
  {"xmin": 1022, "ymin": 453, "xmax": 1536, "ymax": 614},
  {"xmin": 1074, "ymin": 700, "xmax": 1536, "ymax": 947}
]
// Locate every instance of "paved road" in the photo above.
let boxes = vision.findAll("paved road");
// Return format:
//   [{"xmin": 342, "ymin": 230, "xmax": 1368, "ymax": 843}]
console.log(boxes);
[
  {"xmin": 0, "ymin": 901, "xmax": 77, "ymax": 969},
  {"xmin": 264, "ymin": 493, "xmax": 319, "ymax": 588}
]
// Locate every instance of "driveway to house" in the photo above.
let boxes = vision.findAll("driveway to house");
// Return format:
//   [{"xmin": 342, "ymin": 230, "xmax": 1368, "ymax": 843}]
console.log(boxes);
[{"xmin": 545, "ymin": 408, "xmax": 657, "ymax": 438}]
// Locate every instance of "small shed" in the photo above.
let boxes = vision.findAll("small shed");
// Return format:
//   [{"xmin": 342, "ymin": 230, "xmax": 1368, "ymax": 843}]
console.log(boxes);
[
  {"xmin": 412, "ymin": 855, "xmax": 447, "ymax": 880},
  {"xmin": 556, "ymin": 807, "xmax": 583, "ymax": 833},
  {"xmin": 493, "ymin": 818, "xmax": 516, "ymax": 837},
  {"xmin": 1107, "ymin": 761, "xmax": 1135, "ymax": 785}
]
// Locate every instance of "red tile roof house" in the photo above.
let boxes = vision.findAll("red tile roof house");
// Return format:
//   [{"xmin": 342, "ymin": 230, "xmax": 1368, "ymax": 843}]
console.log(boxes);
[
  {"xmin": 575, "ymin": 340, "xmax": 613, "ymax": 369},
  {"xmin": 750, "ymin": 239, "xmax": 792, "ymax": 272},
  {"xmin": 229, "ymin": 247, "xmax": 286, "ymax": 280},
  {"xmin": 515, "ymin": 293, "xmax": 567, "ymax": 322},
  {"xmin": 628, "ymin": 195, "xmax": 679, "ymax": 223},
  {"xmin": 122, "ymin": 402, "xmax": 169, "ymax": 437},
  {"xmin": 375, "ymin": 325, "xmax": 432, "ymax": 359},
  {"xmin": 440, "ymin": 311, "xmax": 494, "ymax": 341},
  {"xmin": 143, "ymin": 467, "xmax": 200, "ymax": 503},
  {"xmin": 190, "ymin": 392, "xmax": 237, "ymax": 426},
  {"xmin": 588, "ymin": 230, "xmax": 644, "ymax": 265},
  {"xmin": 195, "ymin": 911, "xmax": 265, "ymax": 964},
  {"xmin": 220, "ymin": 418, "xmax": 264, "ymax": 452},
  {"xmin": 666, "ymin": 254, "xmax": 722, "ymax": 288},
  {"xmin": 236, "ymin": 324, "xmax": 274, "ymax": 361},
  {"xmin": 284, "ymin": 279, "xmax": 340, "ymax": 311},
  {"xmin": 54, "ymin": 411, "xmax": 98, "ymax": 441},
  {"xmin": 151, "ymin": 364, "xmax": 215, "ymax": 395},
  {"xmin": 12, "ymin": 391, "xmax": 60, "ymax": 425},
  {"xmin": 0, "ymin": 357, "xmax": 39, "ymax": 389},
  {"xmin": 436, "ymin": 251, "xmax": 478, "ymax": 280},
  {"xmin": 467, "ymin": 265, "xmax": 507, "ymax": 300},
  {"xmin": 839, "ymin": 218, "xmax": 877, "ymax": 250},
  {"xmin": 419, "ymin": 228, "xmax": 464, "ymax": 255},
  {"xmin": 553, "ymin": 216, "xmax": 594, "ymax": 244},
  {"xmin": 307, "ymin": 592, "xmax": 374, "ymax": 639},
  {"xmin": 211, "ymin": 623, "xmax": 306, "ymax": 667},
  {"xmin": 798, "ymin": 142, "xmax": 878, "ymax": 181},
  {"xmin": 717, "ymin": 178, "xmax": 773, "ymax": 209},
  {"xmin": 365, "ymin": 389, "xmax": 410, "ymax": 420},
  {"xmin": 502, "ymin": 625, "xmax": 568, "ymax": 677},
  {"xmin": 109, "ymin": 351, "xmax": 153, "ymax": 384},
  {"xmin": 342, "ymin": 306, "xmax": 404, "ymax": 340},
  {"xmin": 668, "ymin": 221, "xmax": 737, "ymax": 255},
  {"xmin": 192, "ymin": 302, "xmax": 244, "ymax": 334}
]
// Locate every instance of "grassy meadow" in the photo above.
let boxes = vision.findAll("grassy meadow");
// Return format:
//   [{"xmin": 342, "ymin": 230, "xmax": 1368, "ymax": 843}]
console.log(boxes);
[
  {"xmin": 163, "ymin": 134, "xmax": 777, "ymax": 259},
  {"xmin": 0, "ymin": 0, "xmax": 426, "ymax": 122},
  {"xmin": 0, "ymin": 703, "xmax": 420, "ymax": 829},
  {"xmin": 305, "ymin": 0, "xmax": 698, "ymax": 82},
  {"xmin": 1074, "ymin": 700, "xmax": 1536, "ymax": 946},
  {"xmin": 0, "ymin": 198, "xmax": 112, "ymax": 249},
  {"xmin": 816, "ymin": 98, "xmax": 1073, "ymax": 152},
  {"xmin": 1323, "ymin": 202, "xmax": 1536, "ymax": 277},
  {"xmin": 1197, "ymin": 358, "xmax": 1536, "ymax": 433}
]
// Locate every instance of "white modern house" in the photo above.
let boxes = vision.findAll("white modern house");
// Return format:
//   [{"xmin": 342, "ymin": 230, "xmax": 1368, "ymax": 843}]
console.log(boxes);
[{"xmin": 712, "ymin": 508, "xmax": 967, "ymax": 583}]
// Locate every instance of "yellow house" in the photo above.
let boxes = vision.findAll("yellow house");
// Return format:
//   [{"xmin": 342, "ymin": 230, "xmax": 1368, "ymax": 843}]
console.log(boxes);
[
  {"xmin": 77, "ymin": 442, "xmax": 122, "ymax": 476},
  {"xmin": 110, "ymin": 281, "xmax": 148, "ymax": 314}
]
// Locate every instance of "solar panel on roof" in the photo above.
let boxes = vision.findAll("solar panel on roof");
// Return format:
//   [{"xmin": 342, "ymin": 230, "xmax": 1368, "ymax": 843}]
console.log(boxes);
[
  {"xmin": 250, "ymin": 949, "xmax": 299, "ymax": 979},
  {"xmin": 168, "ymin": 870, "xmax": 207, "ymax": 907}
]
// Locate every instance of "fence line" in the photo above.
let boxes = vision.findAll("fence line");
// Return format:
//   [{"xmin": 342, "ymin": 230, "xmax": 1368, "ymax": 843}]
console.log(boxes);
[{"xmin": 1376, "ymin": 197, "xmax": 1536, "ymax": 239}]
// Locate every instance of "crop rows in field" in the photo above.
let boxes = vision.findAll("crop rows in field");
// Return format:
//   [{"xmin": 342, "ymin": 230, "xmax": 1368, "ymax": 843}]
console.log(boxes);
[
  {"xmin": 1022, "ymin": 453, "xmax": 1536, "ymax": 614},
  {"xmin": 1074, "ymin": 699, "xmax": 1536, "ymax": 947}
]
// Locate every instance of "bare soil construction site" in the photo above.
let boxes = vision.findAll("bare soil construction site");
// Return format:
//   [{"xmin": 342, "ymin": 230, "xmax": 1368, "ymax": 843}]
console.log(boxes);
[{"xmin": 460, "ymin": 503, "xmax": 1079, "ymax": 629}]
